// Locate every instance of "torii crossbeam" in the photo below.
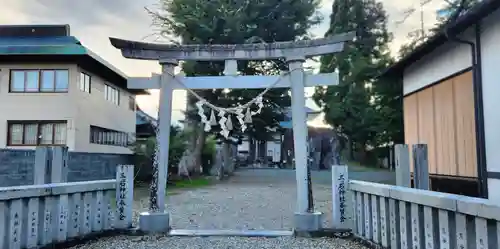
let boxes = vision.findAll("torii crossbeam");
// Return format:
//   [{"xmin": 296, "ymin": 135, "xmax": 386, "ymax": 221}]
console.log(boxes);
[
  {"xmin": 110, "ymin": 31, "xmax": 355, "ymax": 234},
  {"xmin": 128, "ymin": 71, "xmax": 339, "ymax": 90}
]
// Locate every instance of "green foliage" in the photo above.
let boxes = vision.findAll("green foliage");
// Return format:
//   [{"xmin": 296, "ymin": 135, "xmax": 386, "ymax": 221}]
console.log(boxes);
[
  {"xmin": 200, "ymin": 135, "xmax": 217, "ymax": 175},
  {"xmin": 398, "ymin": 38, "xmax": 421, "ymax": 59},
  {"xmin": 133, "ymin": 125, "xmax": 219, "ymax": 177},
  {"xmin": 171, "ymin": 177, "xmax": 212, "ymax": 189},
  {"xmin": 132, "ymin": 125, "xmax": 187, "ymax": 170},
  {"xmin": 203, "ymin": 135, "xmax": 217, "ymax": 156},
  {"xmin": 132, "ymin": 136, "xmax": 156, "ymax": 159},
  {"xmin": 149, "ymin": 0, "xmax": 322, "ymax": 141},
  {"xmin": 314, "ymin": 0, "xmax": 400, "ymax": 155},
  {"xmin": 169, "ymin": 131, "xmax": 189, "ymax": 169}
]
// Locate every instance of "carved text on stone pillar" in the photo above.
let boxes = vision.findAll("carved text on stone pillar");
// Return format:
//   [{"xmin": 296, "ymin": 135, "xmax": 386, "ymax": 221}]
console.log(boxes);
[
  {"xmin": 337, "ymin": 173, "xmax": 346, "ymax": 222},
  {"xmin": 118, "ymin": 171, "xmax": 127, "ymax": 221}
]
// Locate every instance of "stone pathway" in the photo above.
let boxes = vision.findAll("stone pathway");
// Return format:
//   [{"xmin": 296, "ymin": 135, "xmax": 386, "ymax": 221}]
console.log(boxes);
[{"xmin": 71, "ymin": 168, "xmax": 389, "ymax": 248}]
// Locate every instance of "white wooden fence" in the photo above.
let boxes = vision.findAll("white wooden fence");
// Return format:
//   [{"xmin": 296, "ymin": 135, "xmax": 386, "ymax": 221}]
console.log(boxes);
[
  {"xmin": 0, "ymin": 146, "xmax": 134, "ymax": 249},
  {"xmin": 350, "ymin": 180, "xmax": 500, "ymax": 249}
]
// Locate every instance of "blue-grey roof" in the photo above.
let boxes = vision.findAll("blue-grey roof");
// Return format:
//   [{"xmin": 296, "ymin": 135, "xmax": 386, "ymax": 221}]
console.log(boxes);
[
  {"xmin": 0, "ymin": 36, "xmax": 80, "ymax": 46},
  {"xmin": 136, "ymin": 108, "xmax": 157, "ymax": 127},
  {"xmin": 284, "ymin": 106, "xmax": 320, "ymax": 119},
  {"xmin": 279, "ymin": 107, "xmax": 322, "ymax": 128},
  {"xmin": 0, "ymin": 35, "xmax": 129, "ymax": 80}
]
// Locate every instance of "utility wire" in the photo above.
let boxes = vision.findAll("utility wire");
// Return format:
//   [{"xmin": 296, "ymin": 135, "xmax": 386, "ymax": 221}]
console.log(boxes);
[{"xmin": 394, "ymin": 0, "xmax": 436, "ymax": 41}]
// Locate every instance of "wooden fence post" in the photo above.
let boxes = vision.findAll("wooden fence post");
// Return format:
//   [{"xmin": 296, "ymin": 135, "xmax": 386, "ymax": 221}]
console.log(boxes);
[
  {"xmin": 395, "ymin": 144, "xmax": 411, "ymax": 187},
  {"xmin": 413, "ymin": 144, "xmax": 429, "ymax": 190},
  {"xmin": 115, "ymin": 165, "xmax": 134, "ymax": 229},
  {"xmin": 332, "ymin": 165, "xmax": 349, "ymax": 229}
]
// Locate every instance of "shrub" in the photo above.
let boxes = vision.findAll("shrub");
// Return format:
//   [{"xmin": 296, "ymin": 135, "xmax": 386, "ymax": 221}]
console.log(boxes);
[{"xmin": 132, "ymin": 126, "xmax": 218, "ymax": 180}]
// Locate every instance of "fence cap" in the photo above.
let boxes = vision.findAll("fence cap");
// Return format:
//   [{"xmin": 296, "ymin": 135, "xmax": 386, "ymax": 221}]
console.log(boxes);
[
  {"xmin": 349, "ymin": 180, "xmax": 500, "ymax": 219},
  {"xmin": 0, "ymin": 180, "xmax": 116, "ymax": 200}
]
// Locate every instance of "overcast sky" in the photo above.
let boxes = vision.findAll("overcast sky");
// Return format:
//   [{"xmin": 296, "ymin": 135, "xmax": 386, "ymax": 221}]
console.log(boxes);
[{"xmin": 1, "ymin": 0, "xmax": 449, "ymax": 125}]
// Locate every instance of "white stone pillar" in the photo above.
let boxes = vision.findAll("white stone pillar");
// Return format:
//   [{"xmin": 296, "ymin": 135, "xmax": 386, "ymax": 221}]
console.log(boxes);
[
  {"xmin": 51, "ymin": 146, "xmax": 68, "ymax": 183},
  {"xmin": 395, "ymin": 144, "xmax": 411, "ymax": 187},
  {"xmin": 288, "ymin": 57, "xmax": 322, "ymax": 233},
  {"xmin": 331, "ymin": 165, "xmax": 349, "ymax": 229},
  {"xmin": 116, "ymin": 165, "xmax": 134, "ymax": 229},
  {"xmin": 287, "ymin": 57, "xmax": 310, "ymax": 213},
  {"xmin": 34, "ymin": 147, "xmax": 51, "ymax": 184},
  {"xmin": 139, "ymin": 59, "xmax": 177, "ymax": 233},
  {"xmin": 156, "ymin": 59, "xmax": 177, "ymax": 211}
]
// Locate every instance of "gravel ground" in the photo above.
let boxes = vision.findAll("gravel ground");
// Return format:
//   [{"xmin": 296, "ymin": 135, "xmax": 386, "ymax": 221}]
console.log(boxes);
[
  {"xmin": 69, "ymin": 169, "xmax": 370, "ymax": 249},
  {"xmin": 69, "ymin": 235, "xmax": 365, "ymax": 249}
]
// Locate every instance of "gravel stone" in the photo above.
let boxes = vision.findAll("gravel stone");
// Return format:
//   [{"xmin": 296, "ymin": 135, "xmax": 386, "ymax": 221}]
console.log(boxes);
[
  {"xmin": 69, "ymin": 169, "xmax": 368, "ymax": 249},
  {"xmin": 69, "ymin": 235, "xmax": 367, "ymax": 249}
]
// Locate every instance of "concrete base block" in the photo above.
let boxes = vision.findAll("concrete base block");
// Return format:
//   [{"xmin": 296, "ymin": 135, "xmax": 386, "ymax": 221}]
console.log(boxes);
[
  {"xmin": 169, "ymin": 229, "xmax": 293, "ymax": 237},
  {"xmin": 139, "ymin": 211, "xmax": 170, "ymax": 233},
  {"xmin": 294, "ymin": 212, "xmax": 323, "ymax": 232}
]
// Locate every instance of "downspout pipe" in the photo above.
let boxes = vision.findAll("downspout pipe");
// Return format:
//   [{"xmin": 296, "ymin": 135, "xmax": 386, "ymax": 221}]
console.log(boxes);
[{"xmin": 444, "ymin": 24, "xmax": 488, "ymax": 198}]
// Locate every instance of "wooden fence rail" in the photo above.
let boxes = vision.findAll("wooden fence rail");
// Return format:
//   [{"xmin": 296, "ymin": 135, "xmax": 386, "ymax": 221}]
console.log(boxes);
[
  {"xmin": 0, "ymin": 165, "xmax": 134, "ymax": 249},
  {"xmin": 350, "ymin": 180, "xmax": 500, "ymax": 249}
]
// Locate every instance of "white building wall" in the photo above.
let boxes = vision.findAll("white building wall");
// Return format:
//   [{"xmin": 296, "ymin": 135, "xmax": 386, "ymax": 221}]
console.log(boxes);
[
  {"xmin": 238, "ymin": 140, "xmax": 249, "ymax": 152},
  {"xmin": 266, "ymin": 140, "xmax": 281, "ymax": 162},
  {"xmin": 0, "ymin": 63, "xmax": 135, "ymax": 154},
  {"xmin": 0, "ymin": 64, "xmax": 78, "ymax": 150},
  {"xmin": 73, "ymin": 67, "xmax": 135, "ymax": 154},
  {"xmin": 402, "ymin": 8, "xmax": 500, "ymax": 202},
  {"xmin": 479, "ymin": 10, "xmax": 500, "ymax": 203},
  {"xmin": 403, "ymin": 32, "xmax": 473, "ymax": 95}
]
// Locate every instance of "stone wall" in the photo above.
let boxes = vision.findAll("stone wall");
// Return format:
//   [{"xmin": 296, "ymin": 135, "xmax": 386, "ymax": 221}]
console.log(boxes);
[{"xmin": 0, "ymin": 149, "xmax": 133, "ymax": 187}]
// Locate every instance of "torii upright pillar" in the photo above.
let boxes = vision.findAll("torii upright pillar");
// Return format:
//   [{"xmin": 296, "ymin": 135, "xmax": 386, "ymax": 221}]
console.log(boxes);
[
  {"xmin": 110, "ymin": 32, "xmax": 355, "ymax": 234},
  {"xmin": 287, "ymin": 57, "xmax": 312, "ymax": 213}
]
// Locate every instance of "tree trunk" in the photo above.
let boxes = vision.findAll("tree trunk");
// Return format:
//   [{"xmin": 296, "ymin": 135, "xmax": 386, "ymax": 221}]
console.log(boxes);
[
  {"xmin": 223, "ymin": 142, "xmax": 235, "ymax": 175},
  {"xmin": 249, "ymin": 137, "xmax": 256, "ymax": 164},
  {"xmin": 257, "ymin": 140, "xmax": 266, "ymax": 163},
  {"xmin": 348, "ymin": 139, "xmax": 355, "ymax": 161},
  {"xmin": 192, "ymin": 125, "xmax": 205, "ymax": 174},
  {"xmin": 178, "ymin": 93, "xmax": 205, "ymax": 176},
  {"xmin": 213, "ymin": 144, "xmax": 224, "ymax": 180}
]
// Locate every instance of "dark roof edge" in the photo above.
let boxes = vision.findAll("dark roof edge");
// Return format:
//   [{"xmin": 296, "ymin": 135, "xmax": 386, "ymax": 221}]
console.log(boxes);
[
  {"xmin": 383, "ymin": 0, "xmax": 500, "ymax": 77},
  {"xmin": 83, "ymin": 46, "xmax": 149, "ymax": 95},
  {"xmin": 80, "ymin": 51, "xmax": 149, "ymax": 95},
  {"xmin": 136, "ymin": 105, "xmax": 157, "ymax": 122}
]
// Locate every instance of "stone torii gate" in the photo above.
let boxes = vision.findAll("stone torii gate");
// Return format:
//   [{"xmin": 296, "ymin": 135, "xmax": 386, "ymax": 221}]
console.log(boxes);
[{"xmin": 110, "ymin": 32, "xmax": 355, "ymax": 234}]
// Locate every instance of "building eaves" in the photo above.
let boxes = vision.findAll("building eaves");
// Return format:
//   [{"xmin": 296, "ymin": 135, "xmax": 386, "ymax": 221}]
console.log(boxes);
[
  {"xmin": 0, "ymin": 35, "xmax": 148, "ymax": 95},
  {"xmin": 382, "ymin": 0, "xmax": 500, "ymax": 78}
]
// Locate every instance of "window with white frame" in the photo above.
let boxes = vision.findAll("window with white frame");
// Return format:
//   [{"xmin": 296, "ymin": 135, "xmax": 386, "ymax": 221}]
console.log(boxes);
[
  {"xmin": 104, "ymin": 84, "xmax": 119, "ymax": 105},
  {"xmin": 79, "ymin": 72, "xmax": 91, "ymax": 93},
  {"xmin": 10, "ymin": 69, "xmax": 69, "ymax": 92},
  {"xmin": 7, "ymin": 121, "xmax": 67, "ymax": 146}
]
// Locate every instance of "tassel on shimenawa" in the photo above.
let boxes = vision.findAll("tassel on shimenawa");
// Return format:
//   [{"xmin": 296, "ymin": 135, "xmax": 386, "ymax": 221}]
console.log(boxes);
[
  {"xmin": 209, "ymin": 109, "xmax": 217, "ymax": 125},
  {"xmin": 244, "ymin": 108, "xmax": 252, "ymax": 123}
]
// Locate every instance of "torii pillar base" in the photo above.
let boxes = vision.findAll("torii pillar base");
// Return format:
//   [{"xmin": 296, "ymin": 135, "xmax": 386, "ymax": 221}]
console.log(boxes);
[
  {"xmin": 139, "ymin": 211, "xmax": 170, "ymax": 233},
  {"xmin": 294, "ymin": 212, "xmax": 323, "ymax": 234}
]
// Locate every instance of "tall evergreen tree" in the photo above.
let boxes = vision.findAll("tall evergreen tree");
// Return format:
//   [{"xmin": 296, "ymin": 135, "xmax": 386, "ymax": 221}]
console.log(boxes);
[
  {"xmin": 149, "ymin": 0, "xmax": 322, "ymax": 170},
  {"xmin": 313, "ymin": 0, "xmax": 396, "ymax": 160}
]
